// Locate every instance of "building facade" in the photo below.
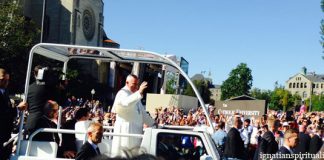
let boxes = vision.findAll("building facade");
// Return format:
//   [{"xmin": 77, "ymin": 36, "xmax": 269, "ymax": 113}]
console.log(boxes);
[
  {"xmin": 285, "ymin": 67, "xmax": 324, "ymax": 99},
  {"xmin": 22, "ymin": 0, "xmax": 105, "ymax": 46},
  {"xmin": 10, "ymin": 0, "xmax": 183, "ymax": 105},
  {"xmin": 210, "ymin": 85, "xmax": 221, "ymax": 102}
]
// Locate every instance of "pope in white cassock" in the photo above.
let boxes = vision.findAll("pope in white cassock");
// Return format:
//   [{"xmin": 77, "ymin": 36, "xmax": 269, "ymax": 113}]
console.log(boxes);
[{"xmin": 111, "ymin": 74, "xmax": 155, "ymax": 156}]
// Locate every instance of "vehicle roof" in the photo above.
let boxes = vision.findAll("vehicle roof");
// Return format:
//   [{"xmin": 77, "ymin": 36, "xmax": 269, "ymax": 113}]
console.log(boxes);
[
  {"xmin": 15, "ymin": 43, "xmax": 215, "ymax": 157},
  {"xmin": 25, "ymin": 43, "xmax": 214, "ymax": 134},
  {"xmin": 32, "ymin": 43, "xmax": 174, "ymax": 66}
]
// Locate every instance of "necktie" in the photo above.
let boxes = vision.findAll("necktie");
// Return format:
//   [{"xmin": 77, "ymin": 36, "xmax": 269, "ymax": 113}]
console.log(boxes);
[{"xmin": 96, "ymin": 147, "xmax": 101, "ymax": 155}]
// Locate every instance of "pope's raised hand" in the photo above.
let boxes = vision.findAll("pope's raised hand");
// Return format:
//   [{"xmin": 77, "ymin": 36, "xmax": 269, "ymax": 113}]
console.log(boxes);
[{"xmin": 139, "ymin": 81, "xmax": 148, "ymax": 95}]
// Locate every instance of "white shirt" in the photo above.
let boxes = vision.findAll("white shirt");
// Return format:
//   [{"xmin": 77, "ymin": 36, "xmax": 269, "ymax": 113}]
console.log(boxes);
[{"xmin": 75, "ymin": 120, "xmax": 92, "ymax": 140}]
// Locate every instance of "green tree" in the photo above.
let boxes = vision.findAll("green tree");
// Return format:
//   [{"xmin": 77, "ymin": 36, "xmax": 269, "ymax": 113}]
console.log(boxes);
[
  {"xmin": 291, "ymin": 93, "xmax": 302, "ymax": 107},
  {"xmin": 250, "ymin": 88, "xmax": 272, "ymax": 102},
  {"xmin": 165, "ymin": 72, "xmax": 176, "ymax": 94},
  {"xmin": 184, "ymin": 79, "xmax": 212, "ymax": 104},
  {"xmin": 221, "ymin": 63, "xmax": 253, "ymax": 100},
  {"xmin": 0, "ymin": 1, "xmax": 40, "ymax": 93},
  {"xmin": 268, "ymin": 87, "xmax": 301, "ymax": 111},
  {"xmin": 305, "ymin": 94, "xmax": 324, "ymax": 111}
]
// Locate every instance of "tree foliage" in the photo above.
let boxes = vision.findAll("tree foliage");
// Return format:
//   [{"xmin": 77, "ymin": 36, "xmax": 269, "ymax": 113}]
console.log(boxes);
[
  {"xmin": 268, "ymin": 87, "xmax": 301, "ymax": 111},
  {"xmin": 305, "ymin": 94, "xmax": 324, "ymax": 111},
  {"xmin": 165, "ymin": 72, "xmax": 176, "ymax": 94},
  {"xmin": 250, "ymin": 88, "xmax": 272, "ymax": 102},
  {"xmin": 0, "ymin": 1, "xmax": 40, "ymax": 93},
  {"xmin": 220, "ymin": 63, "xmax": 253, "ymax": 100},
  {"xmin": 184, "ymin": 79, "xmax": 212, "ymax": 104}
]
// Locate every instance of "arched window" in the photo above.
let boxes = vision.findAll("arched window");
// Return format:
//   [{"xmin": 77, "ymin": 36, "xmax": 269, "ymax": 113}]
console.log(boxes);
[
  {"xmin": 293, "ymin": 83, "xmax": 295, "ymax": 88},
  {"xmin": 316, "ymin": 84, "xmax": 319, "ymax": 88},
  {"xmin": 300, "ymin": 83, "xmax": 303, "ymax": 88},
  {"xmin": 297, "ymin": 83, "xmax": 299, "ymax": 88},
  {"xmin": 321, "ymin": 84, "xmax": 323, "ymax": 88},
  {"xmin": 289, "ymin": 83, "xmax": 292, "ymax": 88},
  {"xmin": 304, "ymin": 82, "xmax": 307, "ymax": 88}
]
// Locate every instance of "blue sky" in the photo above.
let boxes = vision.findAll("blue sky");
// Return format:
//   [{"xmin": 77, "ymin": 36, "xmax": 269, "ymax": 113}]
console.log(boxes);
[{"xmin": 104, "ymin": 0, "xmax": 324, "ymax": 90}]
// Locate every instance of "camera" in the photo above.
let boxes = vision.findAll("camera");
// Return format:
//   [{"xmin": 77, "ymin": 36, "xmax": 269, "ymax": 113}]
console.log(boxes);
[{"xmin": 35, "ymin": 66, "xmax": 61, "ymax": 86}]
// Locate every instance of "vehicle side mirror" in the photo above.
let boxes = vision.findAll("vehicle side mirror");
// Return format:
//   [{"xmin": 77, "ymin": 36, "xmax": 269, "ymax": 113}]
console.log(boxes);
[{"xmin": 200, "ymin": 155, "xmax": 213, "ymax": 160}]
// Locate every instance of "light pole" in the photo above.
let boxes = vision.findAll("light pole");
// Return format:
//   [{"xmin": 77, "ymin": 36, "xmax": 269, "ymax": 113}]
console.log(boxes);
[
  {"xmin": 91, "ymin": 89, "xmax": 95, "ymax": 101},
  {"xmin": 309, "ymin": 83, "xmax": 313, "ymax": 112},
  {"xmin": 40, "ymin": 0, "xmax": 47, "ymax": 42}
]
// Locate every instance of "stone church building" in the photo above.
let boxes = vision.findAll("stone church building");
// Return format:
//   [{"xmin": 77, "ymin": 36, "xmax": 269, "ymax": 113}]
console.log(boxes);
[
  {"xmin": 21, "ymin": 0, "xmax": 116, "ymax": 47},
  {"xmin": 14, "ymin": 0, "xmax": 164, "ymax": 105}
]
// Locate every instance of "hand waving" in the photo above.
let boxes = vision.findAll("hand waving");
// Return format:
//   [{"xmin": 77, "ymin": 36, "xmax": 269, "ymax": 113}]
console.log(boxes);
[{"xmin": 139, "ymin": 81, "xmax": 148, "ymax": 95}]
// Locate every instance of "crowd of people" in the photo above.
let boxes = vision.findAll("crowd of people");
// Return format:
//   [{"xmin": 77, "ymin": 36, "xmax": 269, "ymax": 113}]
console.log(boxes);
[
  {"xmin": 1, "ymin": 66, "xmax": 324, "ymax": 160},
  {"xmin": 31, "ymin": 96, "xmax": 324, "ymax": 160}
]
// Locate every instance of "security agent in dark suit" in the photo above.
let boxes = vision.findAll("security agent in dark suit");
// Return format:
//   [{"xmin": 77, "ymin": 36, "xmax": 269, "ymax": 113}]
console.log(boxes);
[
  {"xmin": 294, "ymin": 125, "xmax": 310, "ymax": 154},
  {"xmin": 308, "ymin": 126, "xmax": 323, "ymax": 154},
  {"xmin": 258, "ymin": 117, "xmax": 280, "ymax": 158},
  {"xmin": 224, "ymin": 116, "xmax": 246, "ymax": 160},
  {"xmin": 76, "ymin": 122, "xmax": 103, "ymax": 160},
  {"xmin": 26, "ymin": 66, "xmax": 56, "ymax": 134},
  {"xmin": 274, "ymin": 129, "xmax": 299, "ymax": 160},
  {"xmin": 33, "ymin": 100, "xmax": 60, "ymax": 144},
  {"xmin": 0, "ymin": 68, "xmax": 28, "ymax": 160}
]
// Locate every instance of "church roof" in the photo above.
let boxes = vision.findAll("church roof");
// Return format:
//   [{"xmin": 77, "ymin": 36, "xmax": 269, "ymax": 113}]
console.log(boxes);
[
  {"xmin": 103, "ymin": 30, "xmax": 120, "ymax": 48},
  {"xmin": 226, "ymin": 95, "xmax": 257, "ymax": 101},
  {"xmin": 305, "ymin": 74, "xmax": 324, "ymax": 82},
  {"xmin": 287, "ymin": 73, "xmax": 324, "ymax": 83}
]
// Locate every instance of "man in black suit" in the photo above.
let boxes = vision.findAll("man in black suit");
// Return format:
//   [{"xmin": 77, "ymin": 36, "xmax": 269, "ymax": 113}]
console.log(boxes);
[
  {"xmin": 76, "ymin": 122, "xmax": 103, "ymax": 160},
  {"xmin": 294, "ymin": 125, "xmax": 310, "ymax": 154},
  {"xmin": 308, "ymin": 126, "xmax": 323, "ymax": 154},
  {"xmin": 224, "ymin": 116, "xmax": 246, "ymax": 160},
  {"xmin": 275, "ymin": 129, "xmax": 298, "ymax": 160},
  {"xmin": 26, "ymin": 66, "xmax": 55, "ymax": 134},
  {"xmin": 33, "ymin": 100, "xmax": 60, "ymax": 144},
  {"xmin": 0, "ymin": 68, "xmax": 27, "ymax": 160},
  {"xmin": 258, "ymin": 117, "xmax": 279, "ymax": 158}
]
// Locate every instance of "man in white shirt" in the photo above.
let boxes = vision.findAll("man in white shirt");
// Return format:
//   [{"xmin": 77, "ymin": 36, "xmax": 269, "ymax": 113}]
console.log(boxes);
[
  {"xmin": 74, "ymin": 108, "xmax": 91, "ymax": 140},
  {"xmin": 111, "ymin": 74, "xmax": 155, "ymax": 157}
]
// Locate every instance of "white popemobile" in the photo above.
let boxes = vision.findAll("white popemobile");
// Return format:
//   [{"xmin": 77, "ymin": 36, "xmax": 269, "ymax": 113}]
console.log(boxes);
[{"xmin": 9, "ymin": 43, "xmax": 220, "ymax": 160}]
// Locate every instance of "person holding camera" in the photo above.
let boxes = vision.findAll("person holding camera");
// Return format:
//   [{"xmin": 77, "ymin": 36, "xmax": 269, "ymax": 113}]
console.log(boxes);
[{"xmin": 26, "ymin": 65, "xmax": 58, "ymax": 135}]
